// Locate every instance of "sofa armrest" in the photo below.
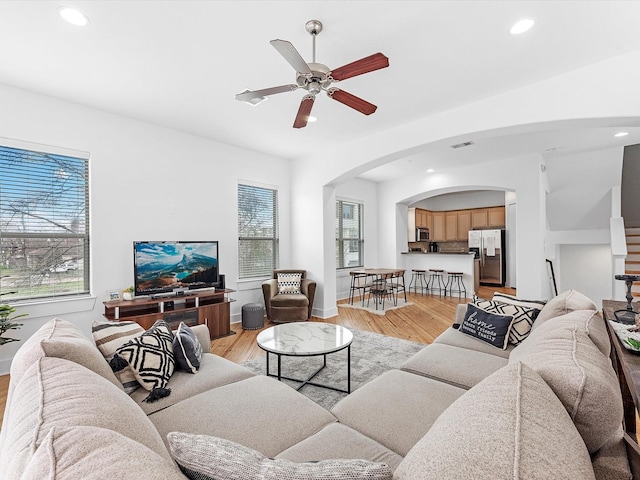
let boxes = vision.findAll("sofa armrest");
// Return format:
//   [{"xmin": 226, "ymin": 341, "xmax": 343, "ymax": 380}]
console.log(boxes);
[
  {"xmin": 301, "ymin": 279, "xmax": 317, "ymax": 319},
  {"xmin": 191, "ymin": 324, "xmax": 211, "ymax": 354},
  {"xmin": 453, "ymin": 303, "xmax": 468, "ymax": 328},
  {"xmin": 262, "ymin": 279, "xmax": 278, "ymax": 319}
]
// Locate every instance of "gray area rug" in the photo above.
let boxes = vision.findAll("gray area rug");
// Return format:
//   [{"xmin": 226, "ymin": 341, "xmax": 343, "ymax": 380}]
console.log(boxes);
[{"xmin": 241, "ymin": 328, "xmax": 425, "ymax": 410}]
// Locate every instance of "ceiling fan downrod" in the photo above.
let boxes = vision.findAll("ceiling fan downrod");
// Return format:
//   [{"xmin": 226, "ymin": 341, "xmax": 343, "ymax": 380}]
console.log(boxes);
[{"xmin": 305, "ymin": 20, "xmax": 322, "ymax": 64}]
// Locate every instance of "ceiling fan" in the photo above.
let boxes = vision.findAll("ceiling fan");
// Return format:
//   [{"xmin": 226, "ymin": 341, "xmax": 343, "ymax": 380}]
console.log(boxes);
[{"xmin": 235, "ymin": 20, "xmax": 389, "ymax": 129}]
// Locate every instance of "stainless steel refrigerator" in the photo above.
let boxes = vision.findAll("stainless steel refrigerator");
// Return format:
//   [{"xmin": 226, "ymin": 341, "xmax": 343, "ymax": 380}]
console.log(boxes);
[{"xmin": 468, "ymin": 229, "xmax": 506, "ymax": 286}]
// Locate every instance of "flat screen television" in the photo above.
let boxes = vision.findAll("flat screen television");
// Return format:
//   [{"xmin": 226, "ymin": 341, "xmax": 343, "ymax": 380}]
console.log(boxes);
[{"xmin": 133, "ymin": 241, "xmax": 219, "ymax": 296}]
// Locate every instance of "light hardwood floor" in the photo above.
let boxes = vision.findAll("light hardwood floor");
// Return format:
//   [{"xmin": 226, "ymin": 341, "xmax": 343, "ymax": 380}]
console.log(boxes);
[{"xmin": 0, "ymin": 285, "xmax": 514, "ymax": 429}]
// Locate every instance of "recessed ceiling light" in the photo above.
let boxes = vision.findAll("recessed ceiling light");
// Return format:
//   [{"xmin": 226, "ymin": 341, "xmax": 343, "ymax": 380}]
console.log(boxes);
[
  {"xmin": 307, "ymin": 116, "xmax": 317, "ymax": 123},
  {"xmin": 426, "ymin": 168, "xmax": 435, "ymax": 173},
  {"xmin": 615, "ymin": 131, "xmax": 629, "ymax": 137},
  {"xmin": 510, "ymin": 18, "xmax": 535, "ymax": 35},
  {"xmin": 58, "ymin": 7, "xmax": 90, "ymax": 26}
]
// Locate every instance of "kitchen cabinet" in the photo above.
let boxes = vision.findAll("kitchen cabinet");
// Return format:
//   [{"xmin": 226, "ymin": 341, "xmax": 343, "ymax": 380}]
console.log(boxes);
[
  {"xmin": 445, "ymin": 211, "xmax": 458, "ymax": 241},
  {"xmin": 432, "ymin": 212, "xmax": 445, "ymax": 241},
  {"xmin": 470, "ymin": 206, "xmax": 505, "ymax": 228},
  {"xmin": 416, "ymin": 208, "xmax": 429, "ymax": 228},
  {"xmin": 472, "ymin": 209, "xmax": 488, "ymax": 228},
  {"xmin": 457, "ymin": 210, "xmax": 471, "ymax": 240},
  {"xmin": 488, "ymin": 207, "xmax": 505, "ymax": 227}
]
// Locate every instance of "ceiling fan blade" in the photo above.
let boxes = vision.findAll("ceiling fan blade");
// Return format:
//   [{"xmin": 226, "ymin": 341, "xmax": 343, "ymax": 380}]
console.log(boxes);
[
  {"xmin": 327, "ymin": 89, "xmax": 377, "ymax": 115},
  {"xmin": 330, "ymin": 52, "xmax": 389, "ymax": 81},
  {"xmin": 293, "ymin": 95, "xmax": 315, "ymax": 129},
  {"xmin": 235, "ymin": 84, "xmax": 298, "ymax": 103},
  {"xmin": 270, "ymin": 39, "xmax": 312, "ymax": 74}
]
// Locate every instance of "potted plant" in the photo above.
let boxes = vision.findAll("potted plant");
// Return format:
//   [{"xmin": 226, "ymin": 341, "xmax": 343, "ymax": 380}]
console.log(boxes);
[
  {"xmin": 122, "ymin": 286, "xmax": 135, "ymax": 301},
  {"xmin": 0, "ymin": 304, "xmax": 27, "ymax": 346}
]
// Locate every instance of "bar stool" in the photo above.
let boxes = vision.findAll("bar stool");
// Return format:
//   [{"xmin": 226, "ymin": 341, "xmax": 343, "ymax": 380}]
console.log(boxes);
[
  {"xmin": 408, "ymin": 269, "xmax": 428, "ymax": 295},
  {"xmin": 445, "ymin": 271, "xmax": 467, "ymax": 299},
  {"xmin": 426, "ymin": 269, "xmax": 446, "ymax": 297}
]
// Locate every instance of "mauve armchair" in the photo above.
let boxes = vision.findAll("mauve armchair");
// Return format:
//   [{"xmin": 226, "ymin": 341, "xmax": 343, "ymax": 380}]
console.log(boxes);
[{"xmin": 262, "ymin": 269, "xmax": 316, "ymax": 323}]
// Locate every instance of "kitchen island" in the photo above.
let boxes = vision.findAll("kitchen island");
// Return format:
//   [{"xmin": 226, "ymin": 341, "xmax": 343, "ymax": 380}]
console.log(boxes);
[{"xmin": 401, "ymin": 252, "xmax": 478, "ymax": 297}]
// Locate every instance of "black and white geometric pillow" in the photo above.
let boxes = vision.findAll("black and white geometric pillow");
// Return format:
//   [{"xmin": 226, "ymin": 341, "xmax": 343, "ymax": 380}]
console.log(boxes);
[
  {"xmin": 111, "ymin": 320, "xmax": 175, "ymax": 402},
  {"xmin": 491, "ymin": 292, "xmax": 546, "ymax": 311},
  {"xmin": 173, "ymin": 322, "xmax": 202, "ymax": 374},
  {"xmin": 277, "ymin": 272, "xmax": 302, "ymax": 294},
  {"xmin": 474, "ymin": 298, "xmax": 540, "ymax": 346}
]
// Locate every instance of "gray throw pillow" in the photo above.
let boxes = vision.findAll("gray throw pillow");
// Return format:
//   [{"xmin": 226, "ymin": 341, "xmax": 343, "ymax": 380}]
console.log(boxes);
[
  {"xmin": 173, "ymin": 322, "xmax": 202, "ymax": 374},
  {"xmin": 168, "ymin": 432, "xmax": 393, "ymax": 480}
]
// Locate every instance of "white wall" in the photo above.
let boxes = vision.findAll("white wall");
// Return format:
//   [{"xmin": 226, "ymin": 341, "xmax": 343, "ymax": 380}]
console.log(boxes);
[
  {"xmin": 0, "ymin": 83, "xmax": 291, "ymax": 374},
  {"xmin": 558, "ymin": 244, "xmax": 612, "ymax": 304},
  {"xmin": 334, "ymin": 178, "xmax": 379, "ymax": 301},
  {"xmin": 412, "ymin": 191, "xmax": 505, "ymax": 210},
  {"xmin": 291, "ymin": 51, "xmax": 640, "ymax": 317}
]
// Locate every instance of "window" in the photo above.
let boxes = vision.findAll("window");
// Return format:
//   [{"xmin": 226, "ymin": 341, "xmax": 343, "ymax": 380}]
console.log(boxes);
[
  {"xmin": 336, "ymin": 199, "xmax": 364, "ymax": 269},
  {"xmin": 238, "ymin": 183, "xmax": 279, "ymax": 278},
  {"xmin": 0, "ymin": 144, "xmax": 90, "ymax": 302}
]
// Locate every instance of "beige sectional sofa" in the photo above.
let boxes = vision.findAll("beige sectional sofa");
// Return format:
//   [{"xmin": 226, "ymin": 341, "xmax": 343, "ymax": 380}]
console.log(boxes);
[{"xmin": 0, "ymin": 289, "xmax": 632, "ymax": 479}]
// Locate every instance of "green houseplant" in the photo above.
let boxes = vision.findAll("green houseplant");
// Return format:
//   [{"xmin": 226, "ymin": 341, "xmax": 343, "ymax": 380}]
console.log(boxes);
[{"xmin": 0, "ymin": 304, "xmax": 26, "ymax": 346}]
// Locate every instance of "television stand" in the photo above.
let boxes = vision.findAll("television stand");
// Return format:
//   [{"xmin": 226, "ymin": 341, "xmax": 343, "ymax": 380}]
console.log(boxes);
[{"xmin": 103, "ymin": 288, "xmax": 236, "ymax": 340}]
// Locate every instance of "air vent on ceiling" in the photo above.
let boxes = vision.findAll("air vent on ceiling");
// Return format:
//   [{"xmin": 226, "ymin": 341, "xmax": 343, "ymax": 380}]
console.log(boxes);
[{"xmin": 450, "ymin": 141, "xmax": 475, "ymax": 149}]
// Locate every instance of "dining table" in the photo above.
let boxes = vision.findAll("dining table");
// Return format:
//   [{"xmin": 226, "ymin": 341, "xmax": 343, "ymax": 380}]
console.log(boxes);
[{"xmin": 348, "ymin": 268, "xmax": 406, "ymax": 309}]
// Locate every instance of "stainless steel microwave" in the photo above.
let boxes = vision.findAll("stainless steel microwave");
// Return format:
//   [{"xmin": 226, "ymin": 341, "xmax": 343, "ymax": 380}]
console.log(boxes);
[{"xmin": 416, "ymin": 228, "xmax": 429, "ymax": 241}]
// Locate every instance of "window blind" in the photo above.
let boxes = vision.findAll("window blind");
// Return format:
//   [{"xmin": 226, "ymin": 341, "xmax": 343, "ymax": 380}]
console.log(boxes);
[
  {"xmin": 336, "ymin": 200, "xmax": 364, "ymax": 269},
  {"xmin": 0, "ymin": 145, "xmax": 90, "ymax": 301},
  {"xmin": 238, "ymin": 183, "xmax": 279, "ymax": 278}
]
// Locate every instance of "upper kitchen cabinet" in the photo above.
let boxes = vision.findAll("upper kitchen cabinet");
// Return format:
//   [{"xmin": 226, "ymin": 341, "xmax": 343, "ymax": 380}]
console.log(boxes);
[
  {"xmin": 416, "ymin": 208, "xmax": 430, "ymax": 229},
  {"xmin": 432, "ymin": 212, "xmax": 445, "ymax": 241},
  {"xmin": 445, "ymin": 211, "xmax": 458, "ymax": 241},
  {"xmin": 457, "ymin": 210, "xmax": 471, "ymax": 240},
  {"xmin": 471, "ymin": 206, "xmax": 505, "ymax": 228},
  {"xmin": 487, "ymin": 207, "xmax": 506, "ymax": 227}
]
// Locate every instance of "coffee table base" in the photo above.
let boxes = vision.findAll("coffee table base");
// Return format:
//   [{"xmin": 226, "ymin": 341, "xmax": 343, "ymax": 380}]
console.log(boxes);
[{"xmin": 265, "ymin": 345, "xmax": 351, "ymax": 394}]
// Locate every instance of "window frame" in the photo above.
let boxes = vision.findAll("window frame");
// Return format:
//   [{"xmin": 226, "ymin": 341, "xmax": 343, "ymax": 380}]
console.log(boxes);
[
  {"xmin": 336, "ymin": 198, "xmax": 364, "ymax": 270},
  {"xmin": 237, "ymin": 181, "xmax": 279, "ymax": 280},
  {"xmin": 0, "ymin": 138, "xmax": 91, "ymax": 303}
]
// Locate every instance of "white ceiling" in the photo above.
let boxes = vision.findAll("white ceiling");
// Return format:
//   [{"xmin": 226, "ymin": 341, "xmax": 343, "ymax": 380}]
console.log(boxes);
[{"xmin": 1, "ymin": 1, "xmax": 640, "ymax": 182}]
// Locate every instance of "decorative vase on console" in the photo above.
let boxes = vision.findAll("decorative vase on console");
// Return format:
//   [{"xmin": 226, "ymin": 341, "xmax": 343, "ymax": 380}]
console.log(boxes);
[{"xmin": 122, "ymin": 286, "xmax": 135, "ymax": 301}]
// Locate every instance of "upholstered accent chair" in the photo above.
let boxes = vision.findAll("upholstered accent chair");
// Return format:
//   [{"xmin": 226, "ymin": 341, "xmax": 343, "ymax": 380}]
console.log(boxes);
[{"xmin": 262, "ymin": 269, "xmax": 317, "ymax": 323}]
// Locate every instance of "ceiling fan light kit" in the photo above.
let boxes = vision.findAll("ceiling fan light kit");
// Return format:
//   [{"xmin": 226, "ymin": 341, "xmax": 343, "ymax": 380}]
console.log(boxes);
[{"xmin": 235, "ymin": 19, "xmax": 389, "ymax": 128}]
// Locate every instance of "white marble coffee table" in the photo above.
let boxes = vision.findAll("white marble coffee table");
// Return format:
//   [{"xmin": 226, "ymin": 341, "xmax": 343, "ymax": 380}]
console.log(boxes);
[{"xmin": 256, "ymin": 322, "xmax": 353, "ymax": 393}]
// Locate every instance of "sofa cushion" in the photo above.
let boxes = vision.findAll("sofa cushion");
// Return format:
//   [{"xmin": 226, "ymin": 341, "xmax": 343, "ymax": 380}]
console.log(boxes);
[
  {"xmin": 528, "ymin": 309, "xmax": 611, "ymax": 357},
  {"xmin": 401, "ymin": 343, "xmax": 508, "ymax": 389},
  {"xmin": 331, "ymin": 369, "xmax": 465, "ymax": 456},
  {"xmin": 509, "ymin": 320, "xmax": 623, "ymax": 454},
  {"xmin": 276, "ymin": 423, "xmax": 403, "ymax": 472},
  {"xmin": 174, "ymin": 322, "xmax": 202, "ymax": 373},
  {"xmin": 433, "ymin": 326, "xmax": 514, "ymax": 358},
  {"xmin": 168, "ymin": 432, "xmax": 393, "ymax": 480},
  {"xmin": 92, "ymin": 320, "xmax": 145, "ymax": 393},
  {"xmin": 459, "ymin": 303, "xmax": 514, "ymax": 349},
  {"xmin": 474, "ymin": 297, "xmax": 540, "ymax": 345},
  {"xmin": 0, "ymin": 357, "xmax": 171, "ymax": 480},
  {"xmin": 9, "ymin": 318, "xmax": 122, "ymax": 396},
  {"xmin": 20, "ymin": 426, "xmax": 186, "ymax": 480},
  {"xmin": 277, "ymin": 272, "xmax": 302, "ymax": 294},
  {"xmin": 150, "ymin": 375, "xmax": 336, "ymax": 458},
  {"xmin": 112, "ymin": 320, "xmax": 175, "ymax": 402},
  {"xmin": 131, "ymin": 353, "xmax": 255, "ymax": 415},
  {"xmin": 394, "ymin": 362, "xmax": 596, "ymax": 480},
  {"xmin": 271, "ymin": 293, "xmax": 309, "ymax": 308},
  {"xmin": 534, "ymin": 289, "xmax": 596, "ymax": 326},
  {"xmin": 591, "ymin": 428, "xmax": 633, "ymax": 480}
]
